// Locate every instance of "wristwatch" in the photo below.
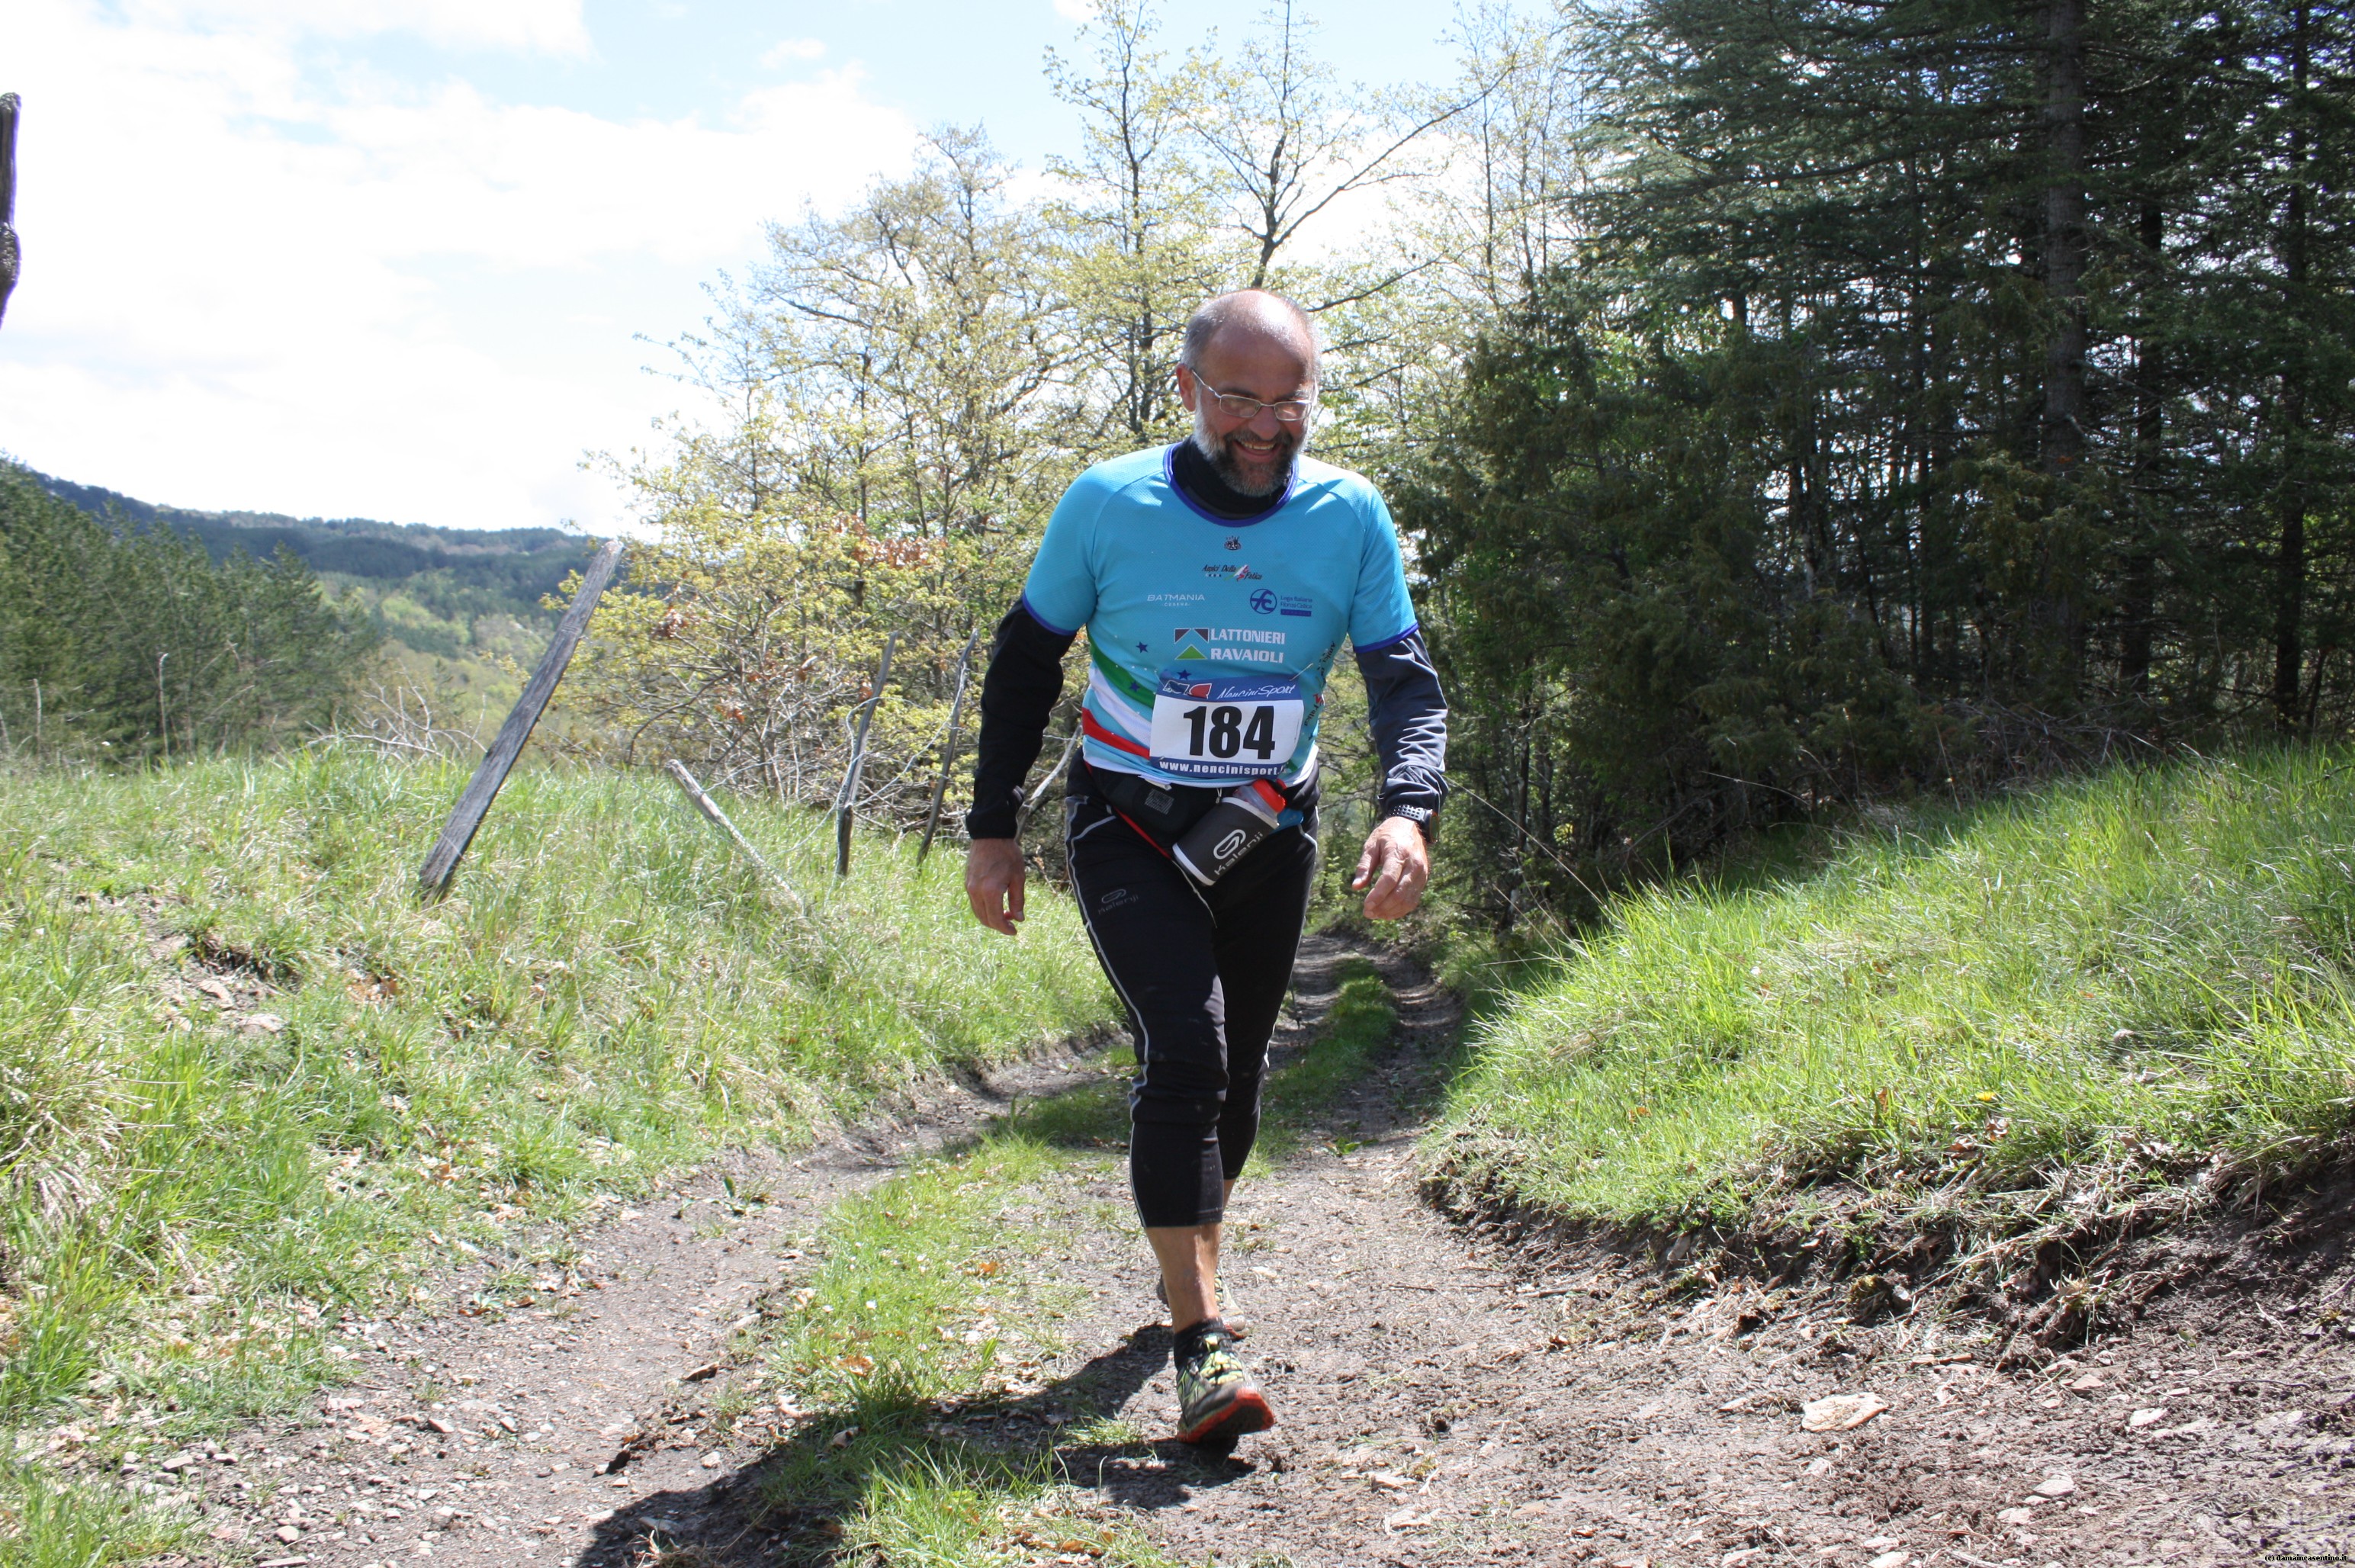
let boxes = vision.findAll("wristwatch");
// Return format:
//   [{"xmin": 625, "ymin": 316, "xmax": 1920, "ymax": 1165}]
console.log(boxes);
[{"xmin": 1383, "ymin": 803, "xmax": 1436, "ymax": 844}]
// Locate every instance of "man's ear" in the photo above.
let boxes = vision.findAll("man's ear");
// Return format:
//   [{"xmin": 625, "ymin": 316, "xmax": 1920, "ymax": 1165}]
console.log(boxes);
[{"xmin": 1174, "ymin": 363, "xmax": 1198, "ymax": 412}]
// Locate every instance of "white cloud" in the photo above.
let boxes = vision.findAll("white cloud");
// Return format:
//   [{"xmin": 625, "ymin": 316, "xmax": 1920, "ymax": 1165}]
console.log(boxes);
[
  {"xmin": 0, "ymin": 2, "xmax": 914, "ymax": 529},
  {"xmin": 761, "ymin": 37, "xmax": 826, "ymax": 67},
  {"xmin": 121, "ymin": 0, "xmax": 593, "ymax": 54}
]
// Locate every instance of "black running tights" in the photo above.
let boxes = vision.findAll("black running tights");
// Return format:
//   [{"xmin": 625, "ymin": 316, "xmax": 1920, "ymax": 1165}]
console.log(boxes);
[{"xmin": 1064, "ymin": 776, "xmax": 1316, "ymax": 1230}]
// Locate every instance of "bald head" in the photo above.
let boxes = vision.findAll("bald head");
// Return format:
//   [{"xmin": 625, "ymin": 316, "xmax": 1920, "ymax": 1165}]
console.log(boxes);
[
  {"xmin": 1175, "ymin": 291, "xmax": 1320, "ymax": 499},
  {"xmin": 1179, "ymin": 290, "xmax": 1319, "ymax": 381}
]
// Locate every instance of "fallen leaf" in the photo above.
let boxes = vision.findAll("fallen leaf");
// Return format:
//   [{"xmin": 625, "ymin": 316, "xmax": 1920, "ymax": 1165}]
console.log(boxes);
[
  {"xmin": 1381, "ymin": 1506, "xmax": 1423, "ymax": 1534},
  {"xmin": 1368, "ymin": 1471, "xmax": 1414, "ymax": 1490},
  {"xmin": 837, "ymin": 1354, "xmax": 874, "ymax": 1376},
  {"xmin": 2130, "ymin": 1407, "xmax": 2167, "ymax": 1428},
  {"xmin": 242, "ymin": 1014, "xmax": 286, "ymax": 1035},
  {"xmin": 1868, "ymin": 1554, "xmax": 1910, "ymax": 1568},
  {"xmin": 2031, "ymin": 1474, "xmax": 2075, "ymax": 1499},
  {"xmin": 1801, "ymin": 1392, "xmax": 1888, "ymax": 1432},
  {"xmin": 829, "ymin": 1427, "xmax": 858, "ymax": 1449},
  {"xmin": 681, "ymin": 1363, "xmax": 721, "ymax": 1383}
]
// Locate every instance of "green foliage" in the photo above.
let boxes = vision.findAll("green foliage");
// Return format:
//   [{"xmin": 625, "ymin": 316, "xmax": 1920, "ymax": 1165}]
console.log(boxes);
[
  {"xmin": 1431, "ymin": 747, "xmax": 2355, "ymax": 1241},
  {"xmin": 0, "ymin": 464, "xmax": 379, "ymax": 760},
  {"xmin": 1396, "ymin": 0, "xmax": 2355, "ymax": 923},
  {"xmin": 0, "ymin": 751, "xmax": 1111, "ymax": 1432}
]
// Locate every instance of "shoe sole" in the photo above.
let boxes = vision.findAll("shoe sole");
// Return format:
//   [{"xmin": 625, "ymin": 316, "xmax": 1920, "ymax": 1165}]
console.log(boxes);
[{"xmin": 1177, "ymin": 1386, "xmax": 1275, "ymax": 1446}]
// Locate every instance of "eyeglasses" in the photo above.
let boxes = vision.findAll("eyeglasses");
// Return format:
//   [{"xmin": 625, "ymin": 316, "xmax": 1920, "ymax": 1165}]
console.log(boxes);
[{"xmin": 1184, "ymin": 369, "xmax": 1316, "ymax": 426}]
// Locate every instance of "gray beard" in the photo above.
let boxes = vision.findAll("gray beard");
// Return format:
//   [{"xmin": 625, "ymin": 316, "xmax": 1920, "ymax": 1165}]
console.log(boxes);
[{"xmin": 1188, "ymin": 418, "xmax": 1303, "ymax": 499}]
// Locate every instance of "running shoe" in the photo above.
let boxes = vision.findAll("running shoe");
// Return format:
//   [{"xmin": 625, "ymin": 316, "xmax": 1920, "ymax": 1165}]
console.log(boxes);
[{"xmin": 1173, "ymin": 1323, "xmax": 1274, "ymax": 1446}]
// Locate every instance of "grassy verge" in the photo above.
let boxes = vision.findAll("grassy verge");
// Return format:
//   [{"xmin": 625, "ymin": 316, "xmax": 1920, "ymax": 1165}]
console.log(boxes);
[
  {"xmin": 724, "ymin": 949, "xmax": 1402, "ymax": 1564},
  {"xmin": 0, "ymin": 750, "xmax": 1113, "ymax": 1549},
  {"xmin": 1428, "ymin": 747, "xmax": 2355, "ymax": 1262}
]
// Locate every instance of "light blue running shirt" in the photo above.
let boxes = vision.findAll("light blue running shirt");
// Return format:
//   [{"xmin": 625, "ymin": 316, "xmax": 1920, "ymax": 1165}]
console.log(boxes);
[{"xmin": 1020, "ymin": 444, "xmax": 1419, "ymax": 789}]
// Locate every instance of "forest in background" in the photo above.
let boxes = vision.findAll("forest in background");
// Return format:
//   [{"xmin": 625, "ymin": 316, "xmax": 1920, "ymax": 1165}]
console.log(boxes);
[
  {"xmin": 571, "ymin": 0, "xmax": 2352, "ymax": 927},
  {"xmin": 0, "ymin": 467, "xmax": 378, "ymax": 759},
  {"xmin": 2, "ymin": 468, "xmax": 593, "ymax": 758}
]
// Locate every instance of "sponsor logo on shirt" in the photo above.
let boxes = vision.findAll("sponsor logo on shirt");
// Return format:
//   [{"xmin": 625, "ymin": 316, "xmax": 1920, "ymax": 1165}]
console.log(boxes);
[
  {"xmin": 1280, "ymin": 595, "xmax": 1314, "ymax": 617},
  {"xmin": 1202, "ymin": 564, "xmax": 1263, "ymax": 580},
  {"xmin": 1223, "ymin": 536, "xmax": 1242, "ymax": 550},
  {"xmin": 1173, "ymin": 628, "xmax": 1286, "ymax": 645},
  {"xmin": 1169, "ymin": 626, "xmax": 1287, "ymax": 664},
  {"xmin": 1249, "ymin": 588, "xmax": 1277, "ymax": 615},
  {"xmin": 1157, "ymin": 672, "xmax": 1302, "ymax": 700}
]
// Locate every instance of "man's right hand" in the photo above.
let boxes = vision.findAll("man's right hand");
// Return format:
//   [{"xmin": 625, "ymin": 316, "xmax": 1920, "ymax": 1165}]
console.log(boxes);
[{"xmin": 965, "ymin": 838, "xmax": 1028, "ymax": 935}]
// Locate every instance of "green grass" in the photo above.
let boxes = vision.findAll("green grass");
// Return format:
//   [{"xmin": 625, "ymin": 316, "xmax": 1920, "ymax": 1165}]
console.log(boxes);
[
  {"xmin": 0, "ymin": 749, "xmax": 1112, "ymax": 1465},
  {"xmin": 1429, "ymin": 747, "xmax": 2355, "ymax": 1251}
]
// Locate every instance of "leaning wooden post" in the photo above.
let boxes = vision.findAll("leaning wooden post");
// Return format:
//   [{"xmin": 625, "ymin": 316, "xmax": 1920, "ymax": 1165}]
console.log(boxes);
[
  {"xmin": 663, "ymin": 759, "xmax": 805, "ymax": 912},
  {"xmin": 915, "ymin": 628, "xmax": 982, "ymax": 866},
  {"xmin": 418, "ymin": 538, "xmax": 625, "ymax": 898},
  {"xmin": 833, "ymin": 631, "xmax": 896, "ymax": 879}
]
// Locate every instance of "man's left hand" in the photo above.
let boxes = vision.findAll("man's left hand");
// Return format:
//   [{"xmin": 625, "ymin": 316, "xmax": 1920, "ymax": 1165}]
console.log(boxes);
[{"xmin": 1351, "ymin": 816, "xmax": 1430, "ymax": 921}]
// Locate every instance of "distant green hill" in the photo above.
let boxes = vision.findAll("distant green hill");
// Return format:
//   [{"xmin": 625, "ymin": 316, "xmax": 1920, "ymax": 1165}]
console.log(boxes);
[{"xmin": 33, "ymin": 471, "xmax": 591, "ymax": 636}]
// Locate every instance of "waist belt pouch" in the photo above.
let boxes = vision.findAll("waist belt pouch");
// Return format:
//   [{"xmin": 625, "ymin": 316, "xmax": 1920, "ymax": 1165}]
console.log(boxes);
[
  {"xmin": 1085, "ymin": 763, "xmax": 1221, "ymax": 844},
  {"xmin": 1171, "ymin": 779, "xmax": 1289, "ymax": 885},
  {"xmin": 1084, "ymin": 757, "xmax": 1320, "ymax": 871}
]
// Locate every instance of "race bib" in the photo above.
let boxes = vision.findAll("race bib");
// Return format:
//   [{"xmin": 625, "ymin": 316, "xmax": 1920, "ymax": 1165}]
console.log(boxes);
[{"xmin": 1148, "ymin": 672, "xmax": 1305, "ymax": 779}]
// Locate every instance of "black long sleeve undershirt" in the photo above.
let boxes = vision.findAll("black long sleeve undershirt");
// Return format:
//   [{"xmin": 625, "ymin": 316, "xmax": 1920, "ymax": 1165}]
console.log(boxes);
[
  {"xmin": 1355, "ymin": 629, "xmax": 1449, "ymax": 831},
  {"xmin": 965, "ymin": 602, "xmax": 1075, "ymax": 841}
]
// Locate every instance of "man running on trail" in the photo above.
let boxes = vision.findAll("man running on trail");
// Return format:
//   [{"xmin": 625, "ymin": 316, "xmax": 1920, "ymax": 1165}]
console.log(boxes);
[{"xmin": 963, "ymin": 289, "xmax": 1447, "ymax": 1448}]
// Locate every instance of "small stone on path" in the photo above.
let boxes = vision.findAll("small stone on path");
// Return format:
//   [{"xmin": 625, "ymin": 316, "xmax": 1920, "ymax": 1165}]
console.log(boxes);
[{"xmin": 1801, "ymin": 1392, "xmax": 1888, "ymax": 1432}]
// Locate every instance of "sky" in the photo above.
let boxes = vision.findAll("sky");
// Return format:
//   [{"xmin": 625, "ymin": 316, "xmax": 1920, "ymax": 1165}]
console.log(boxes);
[{"xmin": 0, "ymin": 0, "xmax": 1467, "ymax": 533}]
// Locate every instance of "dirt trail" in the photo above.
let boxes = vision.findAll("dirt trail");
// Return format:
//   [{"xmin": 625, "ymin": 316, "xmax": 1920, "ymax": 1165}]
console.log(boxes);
[
  {"xmin": 162, "ymin": 1043, "xmax": 1112, "ymax": 1568},
  {"xmin": 172, "ymin": 939, "xmax": 2355, "ymax": 1568}
]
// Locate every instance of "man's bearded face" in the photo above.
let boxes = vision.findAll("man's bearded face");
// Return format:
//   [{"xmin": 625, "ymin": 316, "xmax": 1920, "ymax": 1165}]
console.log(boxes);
[{"xmin": 1188, "ymin": 395, "xmax": 1309, "ymax": 498}]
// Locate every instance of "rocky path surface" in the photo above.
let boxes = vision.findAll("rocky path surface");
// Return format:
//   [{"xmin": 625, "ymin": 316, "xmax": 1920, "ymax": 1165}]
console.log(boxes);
[{"xmin": 167, "ymin": 940, "xmax": 2355, "ymax": 1568}]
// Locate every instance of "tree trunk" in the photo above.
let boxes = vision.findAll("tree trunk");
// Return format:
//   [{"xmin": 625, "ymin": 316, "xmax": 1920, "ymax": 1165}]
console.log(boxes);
[
  {"xmin": 2121, "ymin": 202, "xmax": 2163, "ymax": 708},
  {"xmin": 2273, "ymin": 2, "xmax": 2311, "ymax": 732},
  {"xmin": 2041, "ymin": 0, "xmax": 2087, "ymax": 475}
]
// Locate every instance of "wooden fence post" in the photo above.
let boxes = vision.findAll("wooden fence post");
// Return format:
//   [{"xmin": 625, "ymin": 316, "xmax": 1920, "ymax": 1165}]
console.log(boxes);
[
  {"xmin": 915, "ymin": 628, "xmax": 982, "ymax": 866},
  {"xmin": 663, "ymin": 758, "xmax": 805, "ymax": 912},
  {"xmin": 417, "ymin": 538, "xmax": 625, "ymax": 898},
  {"xmin": 834, "ymin": 631, "xmax": 896, "ymax": 879}
]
